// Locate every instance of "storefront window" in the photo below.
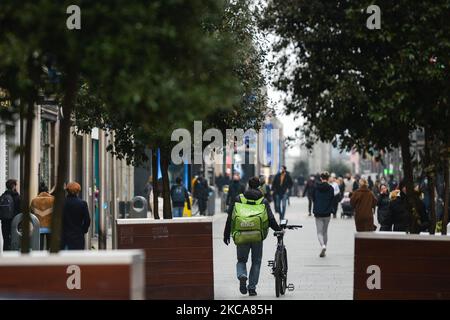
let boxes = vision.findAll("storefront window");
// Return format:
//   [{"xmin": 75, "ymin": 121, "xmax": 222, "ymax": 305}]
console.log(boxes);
[{"xmin": 40, "ymin": 119, "xmax": 56, "ymax": 190}]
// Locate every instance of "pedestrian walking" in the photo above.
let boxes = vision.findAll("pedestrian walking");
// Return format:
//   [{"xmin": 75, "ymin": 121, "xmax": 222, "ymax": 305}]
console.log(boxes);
[
  {"xmin": 303, "ymin": 175, "xmax": 316, "ymax": 216},
  {"xmin": 62, "ymin": 182, "xmax": 91, "ymax": 250},
  {"xmin": 223, "ymin": 177, "xmax": 281, "ymax": 297},
  {"xmin": 0, "ymin": 179, "xmax": 21, "ymax": 251},
  {"xmin": 271, "ymin": 165, "xmax": 293, "ymax": 221},
  {"xmin": 344, "ymin": 174, "xmax": 354, "ymax": 193},
  {"xmin": 30, "ymin": 182, "xmax": 54, "ymax": 250},
  {"xmin": 377, "ymin": 184, "xmax": 392, "ymax": 231},
  {"xmin": 194, "ymin": 175, "xmax": 209, "ymax": 216},
  {"xmin": 389, "ymin": 181, "xmax": 410, "ymax": 232},
  {"xmin": 367, "ymin": 176, "xmax": 374, "ymax": 190},
  {"xmin": 329, "ymin": 175, "xmax": 341, "ymax": 218},
  {"xmin": 350, "ymin": 178, "xmax": 378, "ymax": 232},
  {"xmin": 170, "ymin": 177, "xmax": 191, "ymax": 218},
  {"xmin": 226, "ymin": 173, "xmax": 246, "ymax": 211},
  {"xmin": 312, "ymin": 172, "xmax": 334, "ymax": 258},
  {"xmin": 350, "ymin": 178, "xmax": 377, "ymax": 232}
]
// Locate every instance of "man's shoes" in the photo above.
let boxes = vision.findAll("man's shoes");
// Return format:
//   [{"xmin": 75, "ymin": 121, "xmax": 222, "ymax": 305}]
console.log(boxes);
[
  {"xmin": 238, "ymin": 275, "xmax": 248, "ymax": 294},
  {"xmin": 248, "ymin": 289, "xmax": 257, "ymax": 296},
  {"xmin": 320, "ymin": 247, "xmax": 326, "ymax": 258}
]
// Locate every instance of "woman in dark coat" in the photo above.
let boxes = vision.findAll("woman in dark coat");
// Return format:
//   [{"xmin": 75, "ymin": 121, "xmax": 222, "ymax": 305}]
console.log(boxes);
[
  {"xmin": 62, "ymin": 182, "xmax": 91, "ymax": 250},
  {"xmin": 350, "ymin": 178, "xmax": 378, "ymax": 232},
  {"xmin": 377, "ymin": 184, "xmax": 392, "ymax": 231}
]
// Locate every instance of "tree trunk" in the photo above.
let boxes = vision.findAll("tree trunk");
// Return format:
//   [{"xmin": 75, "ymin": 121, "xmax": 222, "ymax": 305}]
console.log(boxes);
[
  {"xmin": 399, "ymin": 131, "xmax": 419, "ymax": 233},
  {"xmin": 20, "ymin": 99, "xmax": 35, "ymax": 253},
  {"xmin": 424, "ymin": 128, "xmax": 437, "ymax": 234},
  {"xmin": 161, "ymin": 147, "xmax": 172, "ymax": 219},
  {"xmin": 151, "ymin": 149, "xmax": 160, "ymax": 219},
  {"xmin": 49, "ymin": 71, "xmax": 79, "ymax": 253},
  {"xmin": 442, "ymin": 144, "xmax": 450, "ymax": 235}
]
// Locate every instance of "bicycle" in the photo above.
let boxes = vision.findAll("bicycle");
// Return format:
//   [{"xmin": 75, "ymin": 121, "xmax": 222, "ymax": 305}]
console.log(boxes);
[{"xmin": 268, "ymin": 219, "xmax": 302, "ymax": 297}]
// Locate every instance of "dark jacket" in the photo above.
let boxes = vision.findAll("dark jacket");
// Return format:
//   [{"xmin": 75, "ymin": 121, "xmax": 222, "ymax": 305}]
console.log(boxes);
[
  {"xmin": 272, "ymin": 171, "xmax": 293, "ymax": 196},
  {"xmin": 194, "ymin": 178, "xmax": 209, "ymax": 201},
  {"xmin": 389, "ymin": 191, "xmax": 409, "ymax": 231},
  {"xmin": 303, "ymin": 179, "xmax": 315, "ymax": 198},
  {"xmin": 224, "ymin": 188, "xmax": 281, "ymax": 239},
  {"xmin": 170, "ymin": 184, "xmax": 190, "ymax": 209},
  {"xmin": 226, "ymin": 180, "xmax": 245, "ymax": 206},
  {"xmin": 377, "ymin": 193, "xmax": 391, "ymax": 226},
  {"xmin": 312, "ymin": 182, "xmax": 334, "ymax": 217},
  {"xmin": 1, "ymin": 190, "xmax": 21, "ymax": 217},
  {"xmin": 62, "ymin": 195, "xmax": 91, "ymax": 250}
]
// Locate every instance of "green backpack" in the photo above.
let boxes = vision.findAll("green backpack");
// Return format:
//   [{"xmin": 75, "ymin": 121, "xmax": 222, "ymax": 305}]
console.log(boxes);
[{"xmin": 231, "ymin": 194, "xmax": 269, "ymax": 245}]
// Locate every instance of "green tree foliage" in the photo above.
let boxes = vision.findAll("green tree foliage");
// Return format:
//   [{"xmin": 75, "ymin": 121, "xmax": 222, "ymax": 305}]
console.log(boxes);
[
  {"xmin": 1, "ymin": 0, "xmax": 254, "ymax": 249},
  {"xmin": 260, "ymin": 0, "xmax": 450, "ymax": 233}
]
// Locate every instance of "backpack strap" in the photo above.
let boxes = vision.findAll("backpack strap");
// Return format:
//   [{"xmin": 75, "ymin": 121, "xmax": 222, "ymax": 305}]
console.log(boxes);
[
  {"xmin": 239, "ymin": 194, "xmax": 264, "ymax": 205},
  {"xmin": 239, "ymin": 194, "xmax": 247, "ymax": 204}
]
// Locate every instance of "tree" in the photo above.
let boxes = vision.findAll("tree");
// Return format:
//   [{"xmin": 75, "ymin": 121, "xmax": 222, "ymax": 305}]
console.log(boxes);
[
  {"xmin": 327, "ymin": 161, "xmax": 351, "ymax": 179},
  {"xmin": 292, "ymin": 160, "xmax": 309, "ymax": 178},
  {"xmin": 260, "ymin": 0, "xmax": 450, "ymax": 234}
]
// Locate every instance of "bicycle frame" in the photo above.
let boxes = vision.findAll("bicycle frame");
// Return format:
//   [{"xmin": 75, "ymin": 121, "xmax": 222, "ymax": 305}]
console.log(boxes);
[{"xmin": 268, "ymin": 220, "xmax": 302, "ymax": 297}]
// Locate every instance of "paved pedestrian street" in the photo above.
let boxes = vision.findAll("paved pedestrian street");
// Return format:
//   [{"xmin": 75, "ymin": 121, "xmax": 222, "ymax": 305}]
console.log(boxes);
[{"xmin": 213, "ymin": 197, "xmax": 355, "ymax": 300}]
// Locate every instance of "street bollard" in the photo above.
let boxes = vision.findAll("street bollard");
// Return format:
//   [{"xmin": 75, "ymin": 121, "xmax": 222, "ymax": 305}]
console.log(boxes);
[
  {"xmin": 10, "ymin": 213, "xmax": 40, "ymax": 251},
  {"xmin": 129, "ymin": 196, "xmax": 148, "ymax": 218}
]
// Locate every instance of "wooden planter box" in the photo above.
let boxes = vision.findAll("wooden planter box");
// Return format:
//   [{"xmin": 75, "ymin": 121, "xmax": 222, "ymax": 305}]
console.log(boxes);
[
  {"xmin": 0, "ymin": 250, "xmax": 145, "ymax": 299},
  {"xmin": 354, "ymin": 232, "xmax": 450, "ymax": 300},
  {"xmin": 117, "ymin": 217, "xmax": 214, "ymax": 300}
]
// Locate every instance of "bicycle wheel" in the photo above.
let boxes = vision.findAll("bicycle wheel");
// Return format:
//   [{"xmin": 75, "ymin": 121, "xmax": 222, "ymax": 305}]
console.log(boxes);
[
  {"xmin": 280, "ymin": 248, "xmax": 288, "ymax": 295},
  {"xmin": 274, "ymin": 250, "xmax": 283, "ymax": 297}
]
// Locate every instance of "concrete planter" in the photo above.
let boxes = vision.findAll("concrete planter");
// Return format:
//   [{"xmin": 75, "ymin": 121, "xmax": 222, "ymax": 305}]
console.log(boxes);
[
  {"xmin": 0, "ymin": 250, "xmax": 145, "ymax": 299},
  {"xmin": 117, "ymin": 217, "xmax": 214, "ymax": 300},
  {"xmin": 354, "ymin": 232, "xmax": 450, "ymax": 299}
]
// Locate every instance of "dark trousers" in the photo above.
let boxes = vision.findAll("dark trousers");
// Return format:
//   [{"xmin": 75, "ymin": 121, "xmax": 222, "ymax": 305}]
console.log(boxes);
[
  {"xmin": 379, "ymin": 224, "xmax": 392, "ymax": 231},
  {"xmin": 40, "ymin": 233, "xmax": 51, "ymax": 250},
  {"xmin": 198, "ymin": 199, "xmax": 207, "ymax": 216},
  {"xmin": 332, "ymin": 195, "xmax": 340, "ymax": 217},
  {"xmin": 62, "ymin": 235, "xmax": 85, "ymax": 250},
  {"xmin": 307, "ymin": 197, "xmax": 313, "ymax": 214},
  {"xmin": 1, "ymin": 218, "xmax": 13, "ymax": 251}
]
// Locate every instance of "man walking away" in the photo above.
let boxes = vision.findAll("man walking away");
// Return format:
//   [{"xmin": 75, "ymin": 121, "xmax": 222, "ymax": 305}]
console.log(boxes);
[
  {"xmin": 0, "ymin": 179, "xmax": 21, "ymax": 251},
  {"xmin": 62, "ymin": 182, "xmax": 91, "ymax": 250},
  {"xmin": 194, "ymin": 175, "xmax": 209, "ymax": 216},
  {"xmin": 303, "ymin": 175, "xmax": 316, "ymax": 216},
  {"xmin": 312, "ymin": 172, "xmax": 334, "ymax": 258},
  {"xmin": 272, "ymin": 165, "xmax": 293, "ymax": 221},
  {"xmin": 170, "ymin": 177, "xmax": 191, "ymax": 218},
  {"xmin": 223, "ymin": 177, "xmax": 281, "ymax": 297},
  {"xmin": 226, "ymin": 173, "xmax": 245, "ymax": 211},
  {"xmin": 31, "ymin": 182, "xmax": 54, "ymax": 250}
]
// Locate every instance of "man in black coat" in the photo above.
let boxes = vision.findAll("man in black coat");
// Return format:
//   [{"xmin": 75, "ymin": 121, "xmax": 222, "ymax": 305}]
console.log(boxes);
[
  {"xmin": 194, "ymin": 176, "xmax": 210, "ymax": 216},
  {"xmin": 312, "ymin": 172, "xmax": 334, "ymax": 257},
  {"xmin": 303, "ymin": 175, "xmax": 316, "ymax": 216},
  {"xmin": 0, "ymin": 179, "xmax": 21, "ymax": 251},
  {"xmin": 62, "ymin": 182, "xmax": 91, "ymax": 250},
  {"xmin": 226, "ymin": 173, "xmax": 246, "ymax": 211}
]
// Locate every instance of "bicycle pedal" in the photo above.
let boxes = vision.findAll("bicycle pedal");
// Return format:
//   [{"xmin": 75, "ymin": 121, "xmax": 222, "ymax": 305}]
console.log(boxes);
[
  {"xmin": 287, "ymin": 284, "xmax": 295, "ymax": 291},
  {"xmin": 267, "ymin": 260, "xmax": 274, "ymax": 267}
]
